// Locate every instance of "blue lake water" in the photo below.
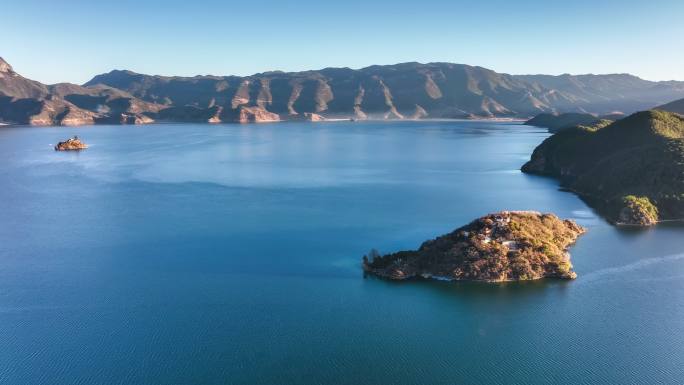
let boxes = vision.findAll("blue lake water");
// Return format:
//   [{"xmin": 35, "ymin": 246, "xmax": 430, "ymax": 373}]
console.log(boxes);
[{"xmin": 0, "ymin": 121, "xmax": 683, "ymax": 384}]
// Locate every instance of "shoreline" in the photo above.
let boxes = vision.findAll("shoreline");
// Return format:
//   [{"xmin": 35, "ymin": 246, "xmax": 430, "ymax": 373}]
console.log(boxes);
[
  {"xmin": 363, "ymin": 270, "xmax": 572, "ymax": 283},
  {"xmin": 561, "ymin": 184, "xmax": 684, "ymax": 226}
]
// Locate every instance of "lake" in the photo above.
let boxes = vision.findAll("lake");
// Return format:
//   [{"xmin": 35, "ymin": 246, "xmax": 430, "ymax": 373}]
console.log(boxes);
[{"xmin": 1, "ymin": 121, "xmax": 683, "ymax": 385}]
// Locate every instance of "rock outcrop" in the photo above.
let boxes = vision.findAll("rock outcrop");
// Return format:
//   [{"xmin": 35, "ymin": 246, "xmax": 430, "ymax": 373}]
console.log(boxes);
[
  {"xmin": 55, "ymin": 136, "xmax": 88, "ymax": 151},
  {"xmin": 118, "ymin": 113, "xmax": 155, "ymax": 125},
  {"xmin": 236, "ymin": 106, "xmax": 280, "ymax": 123},
  {"xmin": 363, "ymin": 211, "xmax": 586, "ymax": 282},
  {"xmin": 304, "ymin": 112, "xmax": 326, "ymax": 121},
  {"xmin": 289, "ymin": 112, "xmax": 327, "ymax": 122},
  {"xmin": 617, "ymin": 196, "xmax": 659, "ymax": 226}
]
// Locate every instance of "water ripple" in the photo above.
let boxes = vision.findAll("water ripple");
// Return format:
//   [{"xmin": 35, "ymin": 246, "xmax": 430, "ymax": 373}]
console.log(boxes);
[{"xmin": 581, "ymin": 253, "xmax": 684, "ymax": 284}]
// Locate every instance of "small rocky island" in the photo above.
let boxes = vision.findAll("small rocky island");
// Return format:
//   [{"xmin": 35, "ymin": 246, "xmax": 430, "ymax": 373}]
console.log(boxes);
[
  {"xmin": 363, "ymin": 211, "xmax": 586, "ymax": 282},
  {"xmin": 54, "ymin": 136, "xmax": 88, "ymax": 151}
]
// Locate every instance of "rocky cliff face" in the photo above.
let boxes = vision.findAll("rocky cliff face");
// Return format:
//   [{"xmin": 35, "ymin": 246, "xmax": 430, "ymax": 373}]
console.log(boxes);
[
  {"xmin": 363, "ymin": 211, "xmax": 586, "ymax": 282},
  {"xmin": 236, "ymin": 105, "xmax": 280, "ymax": 123}
]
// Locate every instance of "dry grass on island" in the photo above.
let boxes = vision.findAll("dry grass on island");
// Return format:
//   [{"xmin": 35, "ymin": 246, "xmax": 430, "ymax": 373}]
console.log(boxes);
[{"xmin": 363, "ymin": 211, "xmax": 586, "ymax": 282}]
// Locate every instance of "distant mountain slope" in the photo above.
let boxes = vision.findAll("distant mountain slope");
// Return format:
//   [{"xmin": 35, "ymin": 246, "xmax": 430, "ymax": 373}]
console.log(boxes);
[
  {"xmin": 0, "ymin": 57, "xmax": 166, "ymax": 125},
  {"xmin": 86, "ymin": 62, "xmax": 684, "ymax": 121},
  {"xmin": 85, "ymin": 63, "xmax": 564, "ymax": 119},
  {"xmin": 522, "ymin": 110, "xmax": 684, "ymax": 225},
  {"xmin": 524, "ymin": 112, "xmax": 622, "ymax": 133},
  {"xmin": 525, "ymin": 113, "xmax": 603, "ymax": 133},
  {"xmin": 3, "ymin": 56, "xmax": 684, "ymax": 126},
  {"xmin": 515, "ymin": 73, "xmax": 684, "ymax": 113},
  {"xmin": 657, "ymin": 97, "xmax": 684, "ymax": 115},
  {"xmin": 0, "ymin": 58, "xmax": 99, "ymax": 126},
  {"xmin": 0, "ymin": 57, "xmax": 49, "ymax": 99}
]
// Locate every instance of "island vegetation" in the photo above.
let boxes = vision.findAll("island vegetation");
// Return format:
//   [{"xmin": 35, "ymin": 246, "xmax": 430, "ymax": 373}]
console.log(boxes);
[
  {"xmin": 618, "ymin": 195, "xmax": 659, "ymax": 226},
  {"xmin": 522, "ymin": 110, "xmax": 684, "ymax": 226},
  {"xmin": 363, "ymin": 211, "xmax": 585, "ymax": 282}
]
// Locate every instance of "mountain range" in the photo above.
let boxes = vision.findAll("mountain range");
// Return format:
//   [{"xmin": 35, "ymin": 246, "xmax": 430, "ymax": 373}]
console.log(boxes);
[{"xmin": 1, "ymin": 56, "xmax": 684, "ymax": 126}]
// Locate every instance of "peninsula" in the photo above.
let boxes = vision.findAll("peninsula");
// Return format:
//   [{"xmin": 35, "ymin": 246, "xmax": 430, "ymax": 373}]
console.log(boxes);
[
  {"xmin": 363, "ymin": 211, "xmax": 585, "ymax": 282},
  {"xmin": 522, "ymin": 110, "xmax": 684, "ymax": 226}
]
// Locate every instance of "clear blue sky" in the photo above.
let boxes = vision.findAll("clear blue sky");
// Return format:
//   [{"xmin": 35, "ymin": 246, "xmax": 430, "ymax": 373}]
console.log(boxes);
[{"xmin": 3, "ymin": 0, "xmax": 684, "ymax": 84}]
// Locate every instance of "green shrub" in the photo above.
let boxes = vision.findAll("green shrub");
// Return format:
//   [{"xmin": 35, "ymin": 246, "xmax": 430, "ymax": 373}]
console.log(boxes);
[{"xmin": 623, "ymin": 195, "xmax": 658, "ymax": 221}]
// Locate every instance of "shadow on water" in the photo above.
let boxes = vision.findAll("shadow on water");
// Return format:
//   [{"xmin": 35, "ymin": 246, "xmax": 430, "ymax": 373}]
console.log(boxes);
[
  {"xmin": 363, "ymin": 272, "xmax": 572, "ymax": 301},
  {"xmin": 610, "ymin": 218, "xmax": 684, "ymax": 241}
]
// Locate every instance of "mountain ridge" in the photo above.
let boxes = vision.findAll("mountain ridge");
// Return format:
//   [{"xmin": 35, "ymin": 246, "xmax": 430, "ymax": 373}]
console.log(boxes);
[
  {"xmin": 657, "ymin": 97, "xmax": 684, "ymax": 115},
  {"xmin": 3, "ymin": 57, "xmax": 684, "ymax": 126},
  {"xmin": 84, "ymin": 62, "xmax": 684, "ymax": 121}
]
